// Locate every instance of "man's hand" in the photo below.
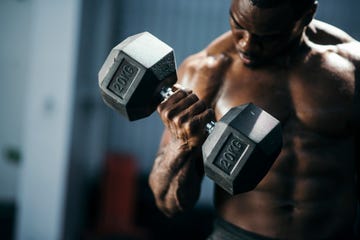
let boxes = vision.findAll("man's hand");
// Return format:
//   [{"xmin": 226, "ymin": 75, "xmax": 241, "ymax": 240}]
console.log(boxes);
[
  {"xmin": 149, "ymin": 86, "xmax": 213, "ymax": 216},
  {"xmin": 157, "ymin": 86, "xmax": 215, "ymax": 151}
]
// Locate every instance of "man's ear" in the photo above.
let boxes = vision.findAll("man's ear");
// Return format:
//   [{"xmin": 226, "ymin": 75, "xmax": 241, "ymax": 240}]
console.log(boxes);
[{"xmin": 302, "ymin": 1, "xmax": 318, "ymax": 26}]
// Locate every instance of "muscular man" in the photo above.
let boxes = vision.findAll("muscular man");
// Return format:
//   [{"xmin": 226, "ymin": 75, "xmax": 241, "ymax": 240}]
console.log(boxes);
[{"xmin": 148, "ymin": 0, "xmax": 360, "ymax": 239}]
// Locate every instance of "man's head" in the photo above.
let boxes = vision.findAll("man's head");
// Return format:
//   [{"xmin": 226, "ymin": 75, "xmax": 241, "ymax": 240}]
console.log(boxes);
[
  {"xmin": 229, "ymin": 0, "xmax": 317, "ymax": 66},
  {"xmin": 249, "ymin": 0, "xmax": 316, "ymax": 19}
]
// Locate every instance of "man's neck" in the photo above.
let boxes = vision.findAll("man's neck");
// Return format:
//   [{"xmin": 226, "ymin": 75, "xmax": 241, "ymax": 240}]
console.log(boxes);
[{"xmin": 273, "ymin": 30, "xmax": 310, "ymax": 68}]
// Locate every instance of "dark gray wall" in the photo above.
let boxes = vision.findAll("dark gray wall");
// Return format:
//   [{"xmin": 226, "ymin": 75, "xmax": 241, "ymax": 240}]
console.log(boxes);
[{"xmin": 316, "ymin": 1, "xmax": 360, "ymax": 39}]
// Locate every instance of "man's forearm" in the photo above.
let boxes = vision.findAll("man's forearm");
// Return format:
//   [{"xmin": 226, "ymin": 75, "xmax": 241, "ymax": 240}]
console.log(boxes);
[{"xmin": 148, "ymin": 144, "xmax": 203, "ymax": 217}]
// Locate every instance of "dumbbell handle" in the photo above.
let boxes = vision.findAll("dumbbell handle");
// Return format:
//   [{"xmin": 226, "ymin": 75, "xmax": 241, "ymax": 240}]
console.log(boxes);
[{"xmin": 160, "ymin": 87, "xmax": 216, "ymax": 134}]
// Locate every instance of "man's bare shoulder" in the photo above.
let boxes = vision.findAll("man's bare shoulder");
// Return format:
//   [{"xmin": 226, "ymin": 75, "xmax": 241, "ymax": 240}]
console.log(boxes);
[
  {"xmin": 307, "ymin": 19, "xmax": 355, "ymax": 45},
  {"xmin": 176, "ymin": 32, "xmax": 233, "ymax": 103},
  {"xmin": 177, "ymin": 31, "xmax": 233, "ymax": 85},
  {"xmin": 205, "ymin": 31, "xmax": 235, "ymax": 56},
  {"xmin": 179, "ymin": 31, "xmax": 233, "ymax": 67},
  {"xmin": 336, "ymin": 41, "xmax": 360, "ymax": 64},
  {"xmin": 306, "ymin": 19, "xmax": 360, "ymax": 65}
]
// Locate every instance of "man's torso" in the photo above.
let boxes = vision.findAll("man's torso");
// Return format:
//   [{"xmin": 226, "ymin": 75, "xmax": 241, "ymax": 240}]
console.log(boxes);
[{"xmin": 178, "ymin": 20, "xmax": 359, "ymax": 239}]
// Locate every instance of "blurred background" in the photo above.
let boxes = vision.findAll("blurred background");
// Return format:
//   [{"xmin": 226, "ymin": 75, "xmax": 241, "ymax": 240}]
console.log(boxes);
[{"xmin": 0, "ymin": 0, "xmax": 359, "ymax": 239}]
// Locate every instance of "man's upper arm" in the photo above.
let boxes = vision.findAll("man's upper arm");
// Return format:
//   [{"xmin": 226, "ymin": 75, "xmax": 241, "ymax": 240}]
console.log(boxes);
[
  {"xmin": 356, "ymin": 85, "xmax": 360, "ymax": 203},
  {"xmin": 176, "ymin": 51, "xmax": 206, "ymax": 89},
  {"xmin": 352, "ymin": 45, "xmax": 360, "ymax": 201}
]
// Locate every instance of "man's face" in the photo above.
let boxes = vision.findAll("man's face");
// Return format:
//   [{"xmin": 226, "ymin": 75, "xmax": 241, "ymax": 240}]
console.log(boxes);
[{"xmin": 230, "ymin": 0, "xmax": 305, "ymax": 67}]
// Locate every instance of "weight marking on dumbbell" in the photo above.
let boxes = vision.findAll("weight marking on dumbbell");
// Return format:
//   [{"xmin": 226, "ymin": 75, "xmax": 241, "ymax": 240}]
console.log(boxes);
[
  {"xmin": 108, "ymin": 58, "xmax": 138, "ymax": 99},
  {"xmin": 213, "ymin": 134, "xmax": 248, "ymax": 175}
]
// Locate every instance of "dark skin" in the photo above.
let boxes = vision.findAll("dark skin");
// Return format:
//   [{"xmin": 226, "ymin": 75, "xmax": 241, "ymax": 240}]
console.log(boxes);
[{"xmin": 149, "ymin": 0, "xmax": 360, "ymax": 239}]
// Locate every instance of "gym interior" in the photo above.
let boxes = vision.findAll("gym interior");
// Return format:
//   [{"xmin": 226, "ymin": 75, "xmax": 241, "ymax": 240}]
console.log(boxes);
[{"xmin": 1, "ymin": 0, "xmax": 359, "ymax": 239}]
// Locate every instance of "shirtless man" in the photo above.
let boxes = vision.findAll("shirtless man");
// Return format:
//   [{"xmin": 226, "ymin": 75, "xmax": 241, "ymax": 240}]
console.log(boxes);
[{"xmin": 148, "ymin": 0, "xmax": 360, "ymax": 239}]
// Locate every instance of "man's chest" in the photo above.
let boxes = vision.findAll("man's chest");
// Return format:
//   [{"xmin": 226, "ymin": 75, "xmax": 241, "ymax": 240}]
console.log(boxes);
[{"xmin": 211, "ymin": 65, "xmax": 356, "ymax": 137}]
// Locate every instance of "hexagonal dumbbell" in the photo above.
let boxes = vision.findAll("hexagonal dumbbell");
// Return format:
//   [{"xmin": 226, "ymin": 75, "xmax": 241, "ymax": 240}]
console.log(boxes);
[
  {"xmin": 98, "ymin": 32, "xmax": 282, "ymax": 195},
  {"xmin": 202, "ymin": 104, "xmax": 282, "ymax": 194},
  {"xmin": 98, "ymin": 32, "xmax": 177, "ymax": 121}
]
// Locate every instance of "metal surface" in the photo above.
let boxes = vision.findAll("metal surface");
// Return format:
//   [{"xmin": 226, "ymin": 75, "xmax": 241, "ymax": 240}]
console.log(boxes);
[
  {"xmin": 98, "ymin": 32, "xmax": 177, "ymax": 120},
  {"xmin": 202, "ymin": 103, "xmax": 282, "ymax": 195}
]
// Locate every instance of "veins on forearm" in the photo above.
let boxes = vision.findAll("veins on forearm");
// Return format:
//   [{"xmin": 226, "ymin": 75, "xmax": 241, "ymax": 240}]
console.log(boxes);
[{"xmin": 149, "ymin": 144, "xmax": 203, "ymax": 215}]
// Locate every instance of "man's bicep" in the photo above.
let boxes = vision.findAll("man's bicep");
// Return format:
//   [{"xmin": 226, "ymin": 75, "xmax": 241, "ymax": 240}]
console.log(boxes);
[{"xmin": 176, "ymin": 52, "xmax": 207, "ymax": 88}]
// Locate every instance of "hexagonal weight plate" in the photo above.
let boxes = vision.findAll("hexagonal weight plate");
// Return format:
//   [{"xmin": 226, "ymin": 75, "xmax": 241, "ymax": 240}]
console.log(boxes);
[
  {"xmin": 202, "ymin": 103, "xmax": 282, "ymax": 195},
  {"xmin": 98, "ymin": 32, "xmax": 177, "ymax": 120}
]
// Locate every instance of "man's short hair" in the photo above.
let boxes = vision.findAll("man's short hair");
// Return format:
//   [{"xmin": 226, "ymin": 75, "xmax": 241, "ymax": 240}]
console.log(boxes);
[{"xmin": 250, "ymin": 0, "xmax": 316, "ymax": 19}]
